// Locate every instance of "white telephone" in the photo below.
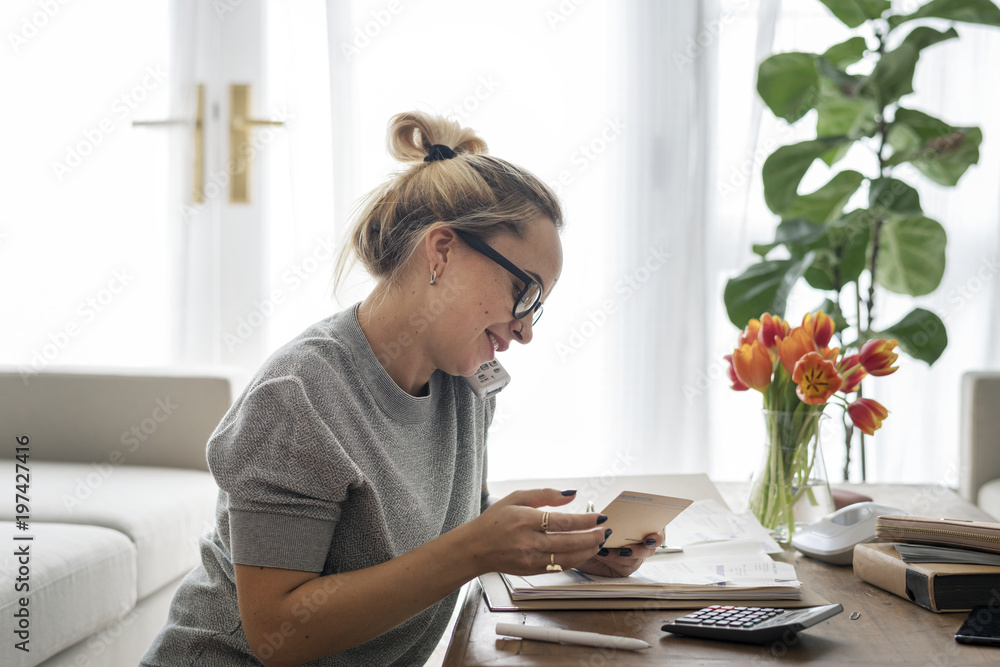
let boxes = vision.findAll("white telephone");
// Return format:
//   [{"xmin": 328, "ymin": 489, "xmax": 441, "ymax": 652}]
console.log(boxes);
[{"xmin": 464, "ymin": 360, "xmax": 511, "ymax": 398}]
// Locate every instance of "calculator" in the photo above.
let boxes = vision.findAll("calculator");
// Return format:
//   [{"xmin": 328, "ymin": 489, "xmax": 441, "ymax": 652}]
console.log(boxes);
[{"xmin": 661, "ymin": 603, "xmax": 844, "ymax": 645}]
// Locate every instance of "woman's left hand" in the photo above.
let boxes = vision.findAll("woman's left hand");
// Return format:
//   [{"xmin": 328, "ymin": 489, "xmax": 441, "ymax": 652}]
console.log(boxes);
[{"xmin": 574, "ymin": 529, "xmax": 665, "ymax": 578}]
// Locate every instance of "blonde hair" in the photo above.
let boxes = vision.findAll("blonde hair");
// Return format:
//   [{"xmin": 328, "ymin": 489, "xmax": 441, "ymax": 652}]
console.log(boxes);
[{"xmin": 334, "ymin": 111, "xmax": 563, "ymax": 292}]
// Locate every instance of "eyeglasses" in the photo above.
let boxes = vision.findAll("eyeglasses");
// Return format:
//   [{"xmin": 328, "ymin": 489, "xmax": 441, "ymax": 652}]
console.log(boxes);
[{"xmin": 454, "ymin": 229, "xmax": 544, "ymax": 325}]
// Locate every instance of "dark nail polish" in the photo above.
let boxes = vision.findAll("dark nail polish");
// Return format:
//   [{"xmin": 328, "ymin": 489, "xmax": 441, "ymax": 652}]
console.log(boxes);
[
  {"xmin": 645, "ymin": 538, "xmax": 656, "ymax": 547},
  {"xmin": 597, "ymin": 548, "xmax": 609, "ymax": 557},
  {"xmin": 604, "ymin": 528, "xmax": 612, "ymax": 538},
  {"xmin": 596, "ymin": 514, "xmax": 609, "ymax": 525},
  {"xmin": 561, "ymin": 489, "xmax": 577, "ymax": 496},
  {"xmin": 619, "ymin": 547, "xmax": 633, "ymax": 557}
]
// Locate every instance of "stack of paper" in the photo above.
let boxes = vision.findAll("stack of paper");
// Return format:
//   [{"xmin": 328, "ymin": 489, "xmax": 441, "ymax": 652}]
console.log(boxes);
[
  {"xmin": 895, "ymin": 543, "xmax": 1000, "ymax": 566},
  {"xmin": 503, "ymin": 539, "xmax": 802, "ymax": 601},
  {"xmin": 663, "ymin": 499, "xmax": 783, "ymax": 553}
]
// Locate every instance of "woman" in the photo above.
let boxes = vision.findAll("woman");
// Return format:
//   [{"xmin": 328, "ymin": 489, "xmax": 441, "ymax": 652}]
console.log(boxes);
[{"xmin": 142, "ymin": 111, "xmax": 663, "ymax": 666}]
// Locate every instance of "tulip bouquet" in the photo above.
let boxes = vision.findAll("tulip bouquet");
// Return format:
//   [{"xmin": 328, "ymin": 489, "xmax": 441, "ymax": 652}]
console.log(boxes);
[{"xmin": 725, "ymin": 310, "xmax": 898, "ymax": 539}]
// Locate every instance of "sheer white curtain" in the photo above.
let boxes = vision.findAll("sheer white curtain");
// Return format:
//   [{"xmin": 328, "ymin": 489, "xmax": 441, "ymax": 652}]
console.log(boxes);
[{"xmin": 614, "ymin": 0, "xmax": 721, "ymax": 475}]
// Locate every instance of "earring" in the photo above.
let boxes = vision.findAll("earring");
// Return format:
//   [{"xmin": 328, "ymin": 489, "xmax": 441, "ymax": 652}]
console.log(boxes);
[{"xmin": 429, "ymin": 269, "xmax": 436, "ymax": 286}]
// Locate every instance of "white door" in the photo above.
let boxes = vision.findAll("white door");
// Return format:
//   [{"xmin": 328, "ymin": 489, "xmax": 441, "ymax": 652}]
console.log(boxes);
[
  {"xmin": 161, "ymin": 0, "xmax": 279, "ymax": 370},
  {"xmin": 2, "ymin": 0, "xmax": 277, "ymax": 373}
]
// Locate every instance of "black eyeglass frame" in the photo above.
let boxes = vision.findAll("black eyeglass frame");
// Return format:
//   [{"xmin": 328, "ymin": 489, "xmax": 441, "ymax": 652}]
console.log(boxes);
[{"xmin": 453, "ymin": 228, "xmax": 544, "ymax": 324}]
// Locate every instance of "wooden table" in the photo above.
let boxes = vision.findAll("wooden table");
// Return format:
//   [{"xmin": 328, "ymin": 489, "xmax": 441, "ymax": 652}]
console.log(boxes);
[{"xmin": 443, "ymin": 481, "xmax": 1000, "ymax": 666}]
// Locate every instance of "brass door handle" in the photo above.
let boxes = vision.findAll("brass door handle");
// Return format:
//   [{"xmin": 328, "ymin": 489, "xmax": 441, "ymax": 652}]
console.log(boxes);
[
  {"xmin": 229, "ymin": 84, "xmax": 285, "ymax": 203},
  {"xmin": 132, "ymin": 84, "xmax": 205, "ymax": 203}
]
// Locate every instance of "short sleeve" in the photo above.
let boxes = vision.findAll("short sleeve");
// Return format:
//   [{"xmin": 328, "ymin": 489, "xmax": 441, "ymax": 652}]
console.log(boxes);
[{"xmin": 208, "ymin": 376, "xmax": 363, "ymax": 572}]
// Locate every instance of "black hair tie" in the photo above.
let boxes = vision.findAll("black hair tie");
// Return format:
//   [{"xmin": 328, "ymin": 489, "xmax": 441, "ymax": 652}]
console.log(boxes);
[{"xmin": 424, "ymin": 144, "xmax": 457, "ymax": 162}]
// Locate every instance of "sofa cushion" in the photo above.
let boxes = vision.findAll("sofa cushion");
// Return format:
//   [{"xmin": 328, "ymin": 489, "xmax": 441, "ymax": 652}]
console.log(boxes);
[
  {"xmin": 978, "ymin": 478, "xmax": 1000, "ymax": 521},
  {"xmin": 0, "ymin": 522, "xmax": 136, "ymax": 667},
  {"xmin": 0, "ymin": 462, "xmax": 218, "ymax": 599}
]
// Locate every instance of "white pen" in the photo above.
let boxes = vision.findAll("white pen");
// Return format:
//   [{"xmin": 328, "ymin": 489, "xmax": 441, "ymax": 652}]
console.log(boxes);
[{"xmin": 495, "ymin": 622, "xmax": 650, "ymax": 651}]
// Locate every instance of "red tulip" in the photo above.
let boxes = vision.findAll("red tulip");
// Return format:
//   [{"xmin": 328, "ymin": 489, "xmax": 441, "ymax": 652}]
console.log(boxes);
[
  {"xmin": 848, "ymin": 398, "xmax": 889, "ymax": 435},
  {"xmin": 803, "ymin": 311, "xmax": 836, "ymax": 348},
  {"xmin": 724, "ymin": 354, "xmax": 749, "ymax": 391},
  {"xmin": 758, "ymin": 313, "xmax": 791, "ymax": 349},
  {"xmin": 776, "ymin": 328, "xmax": 817, "ymax": 375},
  {"xmin": 792, "ymin": 351, "xmax": 843, "ymax": 405},
  {"xmin": 732, "ymin": 342, "xmax": 772, "ymax": 392},
  {"xmin": 839, "ymin": 354, "xmax": 867, "ymax": 393},
  {"xmin": 859, "ymin": 339, "xmax": 899, "ymax": 377}
]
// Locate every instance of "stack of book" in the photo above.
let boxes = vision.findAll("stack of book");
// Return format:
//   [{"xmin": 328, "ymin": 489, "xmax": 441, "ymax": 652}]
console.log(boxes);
[{"xmin": 853, "ymin": 515, "xmax": 1000, "ymax": 612}]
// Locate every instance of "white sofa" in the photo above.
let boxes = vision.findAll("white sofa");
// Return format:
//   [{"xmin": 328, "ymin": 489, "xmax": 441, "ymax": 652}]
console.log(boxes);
[
  {"xmin": 960, "ymin": 371, "xmax": 1000, "ymax": 520},
  {"xmin": 0, "ymin": 368, "xmax": 235, "ymax": 667}
]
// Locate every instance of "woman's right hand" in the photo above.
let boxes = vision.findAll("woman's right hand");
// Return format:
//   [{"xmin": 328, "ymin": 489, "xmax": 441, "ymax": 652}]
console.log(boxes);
[{"xmin": 463, "ymin": 488, "xmax": 609, "ymax": 576}]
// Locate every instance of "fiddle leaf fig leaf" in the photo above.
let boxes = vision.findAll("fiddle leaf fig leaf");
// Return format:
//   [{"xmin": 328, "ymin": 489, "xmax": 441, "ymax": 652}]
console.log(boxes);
[
  {"xmin": 876, "ymin": 216, "xmax": 947, "ymax": 296},
  {"xmin": 761, "ymin": 137, "xmax": 852, "ymax": 214},
  {"xmin": 862, "ymin": 26, "xmax": 958, "ymax": 107},
  {"xmin": 886, "ymin": 108, "xmax": 982, "ymax": 186},
  {"xmin": 724, "ymin": 254, "xmax": 816, "ymax": 327},
  {"xmin": 784, "ymin": 170, "xmax": 866, "ymax": 224},
  {"xmin": 802, "ymin": 208, "xmax": 871, "ymax": 290},
  {"xmin": 887, "ymin": 109, "xmax": 983, "ymax": 185},
  {"xmin": 817, "ymin": 0, "xmax": 891, "ymax": 27},
  {"xmin": 822, "ymin": 36, "xmax": 869, "ymax": 68},
  {"xmin": 757, "ymin": 53, "xmax": 821, "ymax": 123},
  {"xmin": 775, "ymin": 218, "xmax": 828, "ymax": 247},
  {"xmin": 888, "ymin": 0, "xmax": 1000, "ymax": 30},
  {"xmin": 869, "ymin": 178, "xmax": 923, "ymax": 218},
  {"xmin": 876, "ymin": 308, "xmax": 948, "ymax": 366},
  {"xmin": 815, "ymin": 77, "xmax": 878, "ymax": 165}
]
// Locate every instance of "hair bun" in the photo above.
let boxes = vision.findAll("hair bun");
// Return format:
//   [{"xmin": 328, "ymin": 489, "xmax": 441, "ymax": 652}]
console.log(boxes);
[{"xmin": 387, "ymin": 111, "xmax": 488, "ymax": 164}]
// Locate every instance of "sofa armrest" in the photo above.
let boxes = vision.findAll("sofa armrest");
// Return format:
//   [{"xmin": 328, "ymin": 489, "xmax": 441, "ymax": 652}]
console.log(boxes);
[
  {"xmin": 0, "ymin": 367, "xmax": 237, "ymax": 472},
  {"xmin": 960, "ymin": 371, "xmax": 1000, "ymax": 507}
]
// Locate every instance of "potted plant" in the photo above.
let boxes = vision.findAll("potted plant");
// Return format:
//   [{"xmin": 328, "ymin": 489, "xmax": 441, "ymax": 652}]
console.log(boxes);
[{"xmin": 723, "ymin": 0, "xmax": 1000, "ymax": 479}]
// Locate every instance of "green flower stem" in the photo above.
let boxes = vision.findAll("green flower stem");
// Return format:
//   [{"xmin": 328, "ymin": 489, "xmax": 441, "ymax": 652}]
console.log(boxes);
[{"xmin": 748, "ymin": 407, "xmax": 826, "ymax": 541}]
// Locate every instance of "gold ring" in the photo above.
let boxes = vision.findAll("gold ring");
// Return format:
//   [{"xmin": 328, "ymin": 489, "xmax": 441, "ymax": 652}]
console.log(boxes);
[
  {"xmin": 540, "ymin": 511, "xmax": 549, "ymax": 532},
  {"xmin": 546, "ymin": 554, "xmax": 562, "ymax": 572}
]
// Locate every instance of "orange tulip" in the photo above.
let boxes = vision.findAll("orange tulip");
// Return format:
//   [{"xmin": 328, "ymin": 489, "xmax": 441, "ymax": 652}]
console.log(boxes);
[
  {"xmin": 859, "ymin": 339, "xmax": 899, "ymax": 377},
  {"xmin": 792, "ymin": 352, "xmax": 843, "ymax": 405},
  {"xmin": 848, "ymin": 398, "xmax": 889, "ymax": 435},
  {"xmin": 758, "ymin": 313, "xmax": 791, "ymax": 349},
  {"xmin": 739, "ymin": 318, "xmax": 762, "ymax": 347},
  {"xmin": 775, "ymin": 327, "xmax": 817, "ymax": 375},
  {"xmin": 839, "ymin": 354, "xmax": 867, "ymax": 393},
  {"xmin": 724, "ymin": 354, "xmax": 749, "ymax": 391},
  {"xmin": 732, "ymin": 342, "xmax": 772, "ymax": 392},
  {"xmin": 803, "ymin": 311, "xmax": 836, "ymax": 348}
]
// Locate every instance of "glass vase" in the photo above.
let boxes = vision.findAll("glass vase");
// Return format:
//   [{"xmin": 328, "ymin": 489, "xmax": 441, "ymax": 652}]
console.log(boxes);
[{"xmin": 747, "ymin": 409, "xmax": 835, "ymax": 543}]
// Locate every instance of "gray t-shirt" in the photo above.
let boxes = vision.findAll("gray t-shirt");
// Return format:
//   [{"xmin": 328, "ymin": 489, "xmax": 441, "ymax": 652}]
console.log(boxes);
[{"xmin": 142, "ymin": 304, "xmax": 494, "ymax": 666}]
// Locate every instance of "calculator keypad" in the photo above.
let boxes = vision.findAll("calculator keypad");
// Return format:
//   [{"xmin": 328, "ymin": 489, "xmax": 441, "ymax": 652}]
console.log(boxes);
[{"xmin": 674, "ymin": 605, "xmax": 784, "ymax": 628}]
